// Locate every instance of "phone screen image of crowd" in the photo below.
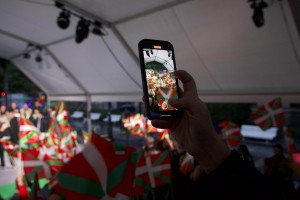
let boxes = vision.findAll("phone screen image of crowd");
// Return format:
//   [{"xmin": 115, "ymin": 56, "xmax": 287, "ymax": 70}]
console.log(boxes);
[{"xmin": 143, "ymin": 48, "xmax": 179, "ymax": 112}]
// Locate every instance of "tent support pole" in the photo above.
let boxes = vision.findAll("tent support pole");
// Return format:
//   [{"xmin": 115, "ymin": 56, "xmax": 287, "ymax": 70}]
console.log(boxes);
[{"xmin": 86, "ymin": 95, "xmax": 92, "ymax": 134}]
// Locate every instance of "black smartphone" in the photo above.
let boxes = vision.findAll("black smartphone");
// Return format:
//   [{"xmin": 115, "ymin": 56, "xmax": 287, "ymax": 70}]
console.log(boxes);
[{"xmin": 138, "ymin": 39, "xmax": 183, "ymax": 120}]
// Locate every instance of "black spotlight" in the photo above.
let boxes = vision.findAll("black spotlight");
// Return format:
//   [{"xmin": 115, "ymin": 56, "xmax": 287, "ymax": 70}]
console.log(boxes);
[
  {"xmin": 35, "ymin": 47, "xmax": 42, "ymax": 62},
  {"xmin": 57, "ymin": 9, "xmax": 70, "ymax": 29},
  {"xmin": 35, "ymin": 53, "xmax": 42, "ymax": 63},
  {"xmin": 23, "ymin": 52, "xmax": 30, "ymax": 59},
  {"xmin": 23, "ymin": 43, "xmax": 33, "ymax": 59},
  {"xmin": 92, "ymin": 21, "xmax": 105, "ymax": 36},
  {"xmin": 75, "ymin": 18, "xmax": 90, "ymax": 43},
  {"xmin": 250, "ymin": 0, "xmax": 268, "ymax": 28}
]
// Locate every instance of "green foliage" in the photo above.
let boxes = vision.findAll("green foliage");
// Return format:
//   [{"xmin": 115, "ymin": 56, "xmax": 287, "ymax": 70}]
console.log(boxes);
[
  {"xmin": 0, "ymin": 60, "xmax": 41, "ymax": 96},
  {"xmin": 207, "ymin": 103, "xmax": 253, "ymax": 125}
]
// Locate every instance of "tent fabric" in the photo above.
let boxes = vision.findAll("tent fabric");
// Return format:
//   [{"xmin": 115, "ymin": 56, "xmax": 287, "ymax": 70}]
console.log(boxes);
[{"xmin": 0, "ymin": 0, "xmax": 300, "ymax": 103}]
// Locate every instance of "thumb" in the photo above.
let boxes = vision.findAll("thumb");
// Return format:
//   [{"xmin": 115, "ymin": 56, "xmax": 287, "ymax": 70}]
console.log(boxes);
[{"xmin": 168, "ymin": 98, "xmax": 188, "ymax": 110}]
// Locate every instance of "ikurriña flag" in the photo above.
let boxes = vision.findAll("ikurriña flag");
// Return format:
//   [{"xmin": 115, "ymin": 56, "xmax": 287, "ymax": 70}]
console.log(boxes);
[
  {"xmin": 180, "ymin": 153, "xmax": 194, "ymax": 175},
  {"xmin": 251, "ymin": 97, "xmax": 285, "ymax": 130},
  {"xmin": 0, "ymin": 140, "xmax": 19, "ymax": 158},
  {"xmin": 19, "ymin": 115, "xmax": 41, "ymax": 148},
  {"xmin": 219, "ymin": 120, "xmax": 242, "ymax": 147},
  {"xmin": 133, "ymin": 150, "xmax": 172, "ymax": 197},
  {"xmin": 52, "ymin": 136, "xmax": 137, "ymax": 200}
]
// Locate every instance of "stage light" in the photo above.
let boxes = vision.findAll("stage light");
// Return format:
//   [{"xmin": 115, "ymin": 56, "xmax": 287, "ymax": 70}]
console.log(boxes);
[
  {"xmin": 249, "ymin": 0, "xmax": 268, "ymax": 28},
  {"xmin": 35, "ymin": 47, "xmax": 42, "ymax": 63},
  {"xmin": 23, "ymin": 52, "xmax": 30, "ymax": 59},
  {"xmin": 35, "ymin": 53, "xmax": 42, "ymax": 63},
  {"xmin": 91, "ymin": 20, "xmax": 104, "ymax": 36},
  {"xmin": 57, "ymin": 9, "xmax": 70, "ymax": 29},
  {"xmin": 23, "ymin": 43, "xmax": 33, "ymax": 59},
  {"xmin": 1, "ymin": 92, "xmax": 6, "ymax": 97},
  {"xmin": 75, "ymin": 18, "xmax": 90, "ymax": 43}
]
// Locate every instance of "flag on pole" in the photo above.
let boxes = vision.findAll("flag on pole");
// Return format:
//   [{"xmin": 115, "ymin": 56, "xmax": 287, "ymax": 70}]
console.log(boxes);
[
  {"xmin": 180, "ymin": 153, "xmax": 194, "ymax": 175},
  {"xmin": 122, "ymin": 113, "xmax": 146, "ymax": 136},
  {"xmin": 53, "ymin": 136, "xmax": 137, "ymax": 199},
  {"xmin": 82, "ymin": 130, "xmax": 91, "ymax": 144},
  {"xmin": 134, "ymin": 150, "xmax": 172, "ymax": 197},
  {"xmin": 0, "ymin": 140, "xmax": 19, "ymax": 158},
  {"xmin": 19, "ymin": 115, "xmax": 41, "ymax": 148},
  {"xmin": 158, "ymin": 130, "xmax": 170, "ymax": 141},
  {"xmin": 251, "ymin": 97, "xmax": 285, "ymax": 130},
  {"xmin": 21, "ymin": 148, "xmax": 52, "ymax": 180},
  {"xmin": 145, "ymin": 119, "xmax": 167, "ymax": 134},
  {"xmin": 219, "ymin": 120, "xmax": 242, "ymax": 147}
]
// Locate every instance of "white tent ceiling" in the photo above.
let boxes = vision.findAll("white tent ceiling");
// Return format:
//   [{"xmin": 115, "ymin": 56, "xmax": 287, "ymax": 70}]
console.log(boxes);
[{"xmin": 0, "ymin": 0, "xmax": 300, "ymax": 103}]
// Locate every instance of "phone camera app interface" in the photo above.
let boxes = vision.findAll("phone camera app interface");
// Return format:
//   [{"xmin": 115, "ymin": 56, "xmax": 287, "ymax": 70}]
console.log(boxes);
[{"xmin": 143, "ymin": 48, "xmax": 178, "ymax": 111}]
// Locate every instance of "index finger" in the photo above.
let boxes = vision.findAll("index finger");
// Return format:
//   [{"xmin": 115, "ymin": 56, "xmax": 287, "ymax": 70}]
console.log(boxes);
[{"xmin": 174, "ymin": 70, "xmax": 198, "ymax": 97}]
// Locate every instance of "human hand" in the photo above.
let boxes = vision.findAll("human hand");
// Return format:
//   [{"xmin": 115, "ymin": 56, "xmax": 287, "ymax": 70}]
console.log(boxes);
[{"xmin": 151, "ymin": 70, "xmax": 230, "ymax": 173}]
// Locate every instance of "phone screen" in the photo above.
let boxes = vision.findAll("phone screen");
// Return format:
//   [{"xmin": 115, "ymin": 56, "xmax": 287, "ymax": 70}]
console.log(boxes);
[{"xmin": 142, "ymin": 47, "xmax": 179, "ymax": 112}]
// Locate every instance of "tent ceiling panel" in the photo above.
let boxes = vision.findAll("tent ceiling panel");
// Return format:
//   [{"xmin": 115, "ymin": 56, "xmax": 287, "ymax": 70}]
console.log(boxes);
[
  {"xmin": 12, "ymin": 55, "xmax": 83, "ymax": 95},
  {"xmin": 48, "ymin": 33, "xmax": 142, "ymax": 94},
  {"xmin": 173, "ymin": 0, "xmax": 300, "ymax": 91},
  {"xmin": 0, "ymin": 0, "xmax": 75, "ymax": 45},
  {"xmin": 117, "ymin": 0, "xmax": 300, "ymax": 95},
  {"xmin": 0, "ymin": 0, "xmax": 299, "ymax": 103},
  {"xmin": 0, "ymin": 34, "xmax": 26, "ymax": 59},
  {"xmin": 116, "ymin": 9, "xmax": 221, "ymax": 91},
  {"xmin": 63, "ymin": 0, "xmax": 179, "ymax": 23}
]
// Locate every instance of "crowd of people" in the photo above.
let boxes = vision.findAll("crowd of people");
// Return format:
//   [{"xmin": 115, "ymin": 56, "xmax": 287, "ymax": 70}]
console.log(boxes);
[
  {"xmin": 0, "ymin": 101, "xmax": 53, "ymax": 169},
  {"xmin": 1, "ymin": 70, "xmax": 300, "ymax": 199}
]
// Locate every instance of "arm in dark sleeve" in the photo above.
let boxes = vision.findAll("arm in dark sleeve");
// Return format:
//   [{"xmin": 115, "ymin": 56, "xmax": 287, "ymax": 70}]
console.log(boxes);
[{"xmin": 192, "ymin": 150, "xmax": 284, "ymax": 200}]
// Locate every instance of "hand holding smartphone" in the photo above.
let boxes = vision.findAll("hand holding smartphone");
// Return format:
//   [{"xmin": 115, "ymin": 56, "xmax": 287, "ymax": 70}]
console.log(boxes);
[{"xmin": 138, "ymin": 39, "xmax": 183, "ymax": 120}]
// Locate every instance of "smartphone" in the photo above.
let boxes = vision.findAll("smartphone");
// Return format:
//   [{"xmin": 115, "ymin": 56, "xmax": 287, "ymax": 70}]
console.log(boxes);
[{"xmin": 138, "ymin": 39, "xmax": 183, "ymax": 120}]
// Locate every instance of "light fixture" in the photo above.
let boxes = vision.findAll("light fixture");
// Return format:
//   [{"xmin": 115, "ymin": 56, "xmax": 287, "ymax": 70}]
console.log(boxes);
[
  {"xmin": 57, "ymin": 9, "xmax": 70, "ymax": 29},
  {"xmin": 23, "ymin": 43, "xmax": 33, "ymax": 59},
  {"xmin": 249, "ymin": 0, "xmax": 268, "ymax": 28},
  {"xmin": 92, "ymin": 20, "xmax": 105, "ymax": 36},
  {"xmin": 75, "ymin": 18, "xmax": 90, "ymax": 43},
  {"xmin": 23, "ymin": 52, "xmax": 30, "ymax": 59},
  {"xmin": 35, "ymin": 47, "xmax": 42, "ymax": 63},
  {"xmin": 54, "ymin": 2, "xmax": 108, "ymax": 44}
]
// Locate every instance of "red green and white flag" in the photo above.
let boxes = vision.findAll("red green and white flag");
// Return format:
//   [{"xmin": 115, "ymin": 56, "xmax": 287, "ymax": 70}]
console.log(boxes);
[
  {"xmin": 158, "ymin": 130, "xmax": 170, "ymax": 141},
  {"xmin": 156, "ymin": 87, "xmax": 177, "ymax": 111},
  {"xmin": 251, "ymin": 97, "xmax": 285, "ymax": 130},
  {"xmin": 53, "ymin": 136, "xmax": 137, "ymax": 199},
  {"xmin": 132, "ymin": 150, "xmax": 151, "ymax": 197},
  {"xmin": 54, "ymin": 101, "xmax": 70, "ymax": 134},
  {"xmin": 21, "ymin": 148, "xmax": 52, "ymax": 180},
  {"xmin": 145, "ymin": 119, "xmax": 166, "ymax": 134},
  {"xmin": 122, "ymin": 113, "xmax": 146, "ymax": 136},
  {"xmin": 134, "ymin": 150, "xmax": 172, "ymax": 197},
  {"xmin": 219, "ymin": 120, "xmax": 242, "ymax": 147},
  {"xmin": 19, "ymin": 115, "xmax": 41, "ymax": 148},
  {"xmin": 0, "ymin": 140, "xmax": 19, "ymax": 158},
  {"xmin": 82, "ymin": 130, "xmax": 92, "ymax": 144},
  {"xmin": 180, "ymin": 153, "xmax": 194, "ymax": 175}
]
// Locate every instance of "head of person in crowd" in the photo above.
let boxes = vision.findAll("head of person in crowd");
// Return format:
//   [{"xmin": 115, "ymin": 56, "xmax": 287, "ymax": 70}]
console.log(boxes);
[
  {"xmin": 33, "ymin": 108, "xmax": 43, "ymax": 119},
  {"xmin": 273, "ymin": 144, "xmax": 284, "ymax": 157},
  {"xmin": 144, "ymin": 136, "xmax": 156, "ymax": 153},
  {"xmin": 7, "ymin": 108, "xmax": 15, "ymax": 120},
  {"xmin": 10, "ymin": 102, "xmax": 18, "ymax": 111},
  {"xmin": 0, "ymin": 104, "xmax": 6, "ymax": 115}
]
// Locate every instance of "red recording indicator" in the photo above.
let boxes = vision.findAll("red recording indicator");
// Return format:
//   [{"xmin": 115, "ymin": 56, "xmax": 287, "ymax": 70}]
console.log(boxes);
[{"xmin": 153, "ymin": 45, "xmax": 161, "ymax": 49}]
